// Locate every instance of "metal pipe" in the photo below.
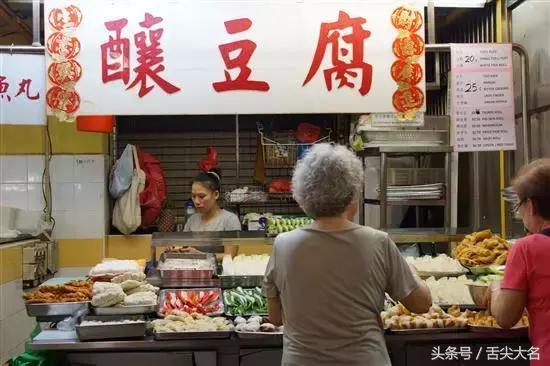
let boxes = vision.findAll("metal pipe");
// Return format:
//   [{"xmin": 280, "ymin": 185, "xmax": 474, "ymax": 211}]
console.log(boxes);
[
  {"xmin": 513, "ymin": 44, "xmax": 531, "ymax": 163},
  {"xmin": 32, "ymin": 0, "xmax": 41, "ymax": 46},
  {"xmin": 0, "ymin": 45, "xmax": 44, "ymax": 54},
  {"xmin": 235, "ymin": 114, "xmax": 240, "ymax": 185},
  {"xmin": 380, "ymin": 152, "xmax": 388, "ymax": 229}
]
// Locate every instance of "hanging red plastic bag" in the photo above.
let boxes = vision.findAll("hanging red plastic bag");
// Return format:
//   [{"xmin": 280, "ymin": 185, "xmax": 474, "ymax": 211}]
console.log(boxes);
[
  {"xmin": 199, "ymin": 146, "xmax": 219, "ymax": 172},
  {"xmin": 269, "ymin": 178, "xmax": 292, "ymax": 193},
  {"xmin": 136, "ymin": 147, "xmax": 167, "ymax": 229},
  {"xmin": 296, "ymin": 123, "xmax": 321, "ymax": 143}
]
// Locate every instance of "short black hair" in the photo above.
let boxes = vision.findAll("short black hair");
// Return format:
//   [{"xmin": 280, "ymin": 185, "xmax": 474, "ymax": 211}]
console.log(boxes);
[{"xmin": 192, "ymin": 168, "xmax": 221, "ymax": 193}]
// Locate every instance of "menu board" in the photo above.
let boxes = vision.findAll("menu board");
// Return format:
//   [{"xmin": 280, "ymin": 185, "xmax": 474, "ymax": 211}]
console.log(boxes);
[{"xmin": 450, "ymin": 44, "xmax": 516, "ymax": 152}]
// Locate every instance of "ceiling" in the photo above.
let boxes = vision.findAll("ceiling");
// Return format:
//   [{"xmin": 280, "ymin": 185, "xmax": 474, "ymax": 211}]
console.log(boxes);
[{"xmin": 0, "ymin": 0, "xmax": 34, "ymax": 45}]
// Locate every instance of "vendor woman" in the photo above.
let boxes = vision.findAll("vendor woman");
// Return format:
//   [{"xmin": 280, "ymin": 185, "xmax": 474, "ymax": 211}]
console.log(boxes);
[
  {"xmin": 181, "ymin": 168, "xmax": 241, "ymax": 255},
  {"xmin": 488, "ymin": 158, "xmax": 550, "ymax": 366}
]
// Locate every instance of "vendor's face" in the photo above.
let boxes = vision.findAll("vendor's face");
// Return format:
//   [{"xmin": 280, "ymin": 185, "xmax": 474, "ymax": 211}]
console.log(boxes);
[{"xmin": 191, "ymin": 182, "xmax": 219, "ymax": 214}]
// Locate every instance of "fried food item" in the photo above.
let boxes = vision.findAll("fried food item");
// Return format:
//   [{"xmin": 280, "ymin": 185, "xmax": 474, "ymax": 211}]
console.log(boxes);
[
  {"xmin": 462, "ymin": 310, "xmax": 529, "ymax": 328},
  {"xmin": 381, "ymin": 304, "xmax": 468, "ymax": 330},
  {"xmin": 23, "ymin": 280, "xmax": 93, "ymax": 303},
  {"xmin": 453, "ymin": 230, "xmax": 510, "ymax": 267}
]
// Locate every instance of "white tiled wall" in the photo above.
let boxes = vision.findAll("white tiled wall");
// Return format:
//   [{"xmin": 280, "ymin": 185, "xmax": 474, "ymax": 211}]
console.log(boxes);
[
  {"xmin": 0, "ymin": 156, "xmax": 45, "ymax": 211},
  {"xmin": 0, "ymin": 155, "xmax": 108, "ymax": 239},
  {"xmin": 0, "ymin": 279, "xmax": 36, "ymax": 364},
  {"xmin": 50, "ymin": 155, "xmax": 108, "ymax": 239}
]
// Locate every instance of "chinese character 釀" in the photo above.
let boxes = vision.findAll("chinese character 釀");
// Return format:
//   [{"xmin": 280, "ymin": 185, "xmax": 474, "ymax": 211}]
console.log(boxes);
[
  {"xmin": 212, "ymin": 18, "xmax": 270, "ymax": 92},
  {"xmin": 101, "ymin": 18, "xmax": 131, "ymax": 84},
  {"xmin": 304, "ymin": 11, "xmax": 373, "ymax": 96},
  {"xmin": 101, "ymin": 13, "xmax": 181, "ymax": 98}
]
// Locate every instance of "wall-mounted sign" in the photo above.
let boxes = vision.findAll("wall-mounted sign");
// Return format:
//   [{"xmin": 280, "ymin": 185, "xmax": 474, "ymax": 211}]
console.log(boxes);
[
  {"xmin": 44, "ymin": 0, "xmax": 426, "ymax": 117},
  {"xmin": 450, "ymin": 43, "xmax": 516, "ymax": 152},
  {"xmin": 0, "ymin": 53, "xmax": 46, "ymax": 125}
]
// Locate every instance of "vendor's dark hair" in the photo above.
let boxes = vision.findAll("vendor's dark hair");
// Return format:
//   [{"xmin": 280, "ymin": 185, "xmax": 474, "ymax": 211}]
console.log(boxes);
[
  {"xmin": 192, "ymin": 168, "xmax": 221, "ymax": 193},
  {"xmin": 512, "ymin": 158, "xmax": 550, "ymax": 219}
]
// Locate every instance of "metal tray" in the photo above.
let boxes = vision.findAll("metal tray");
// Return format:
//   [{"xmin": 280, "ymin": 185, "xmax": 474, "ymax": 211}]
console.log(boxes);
[
  {"xmin": 76, "ymin": 315, "xmax": 146, "ymax": 341},
  {"xmin": 236, "ymin": 331, "xmax": 283, "ymax": 339},
  {"xmin": 158, "ymin": 288, "xmax": 224, "ymax": 317},
  {"xmin": 93, "ymin": 304, "xmax": 157, "ymax": 315},
  {"xmin": 154, "ymin": 331, "xmax": 232, "ymax": 340},
  {"xmin": 26, "ymin": 301, "xmax": 90, "ymax": 317},
  {"xmin": 388, "ymin": 327, "xmax": 468, "ymax": 335},
  {"xmin": 219, "ymin": 275, "xmax": 264, "ymax": 289},
  {"xmin": 469, "ymin": 325, "xmax": 528, "ymax": 334},
  {"xmin": 158, "ymin": 252, "xmax": 216, "ymax": 279}
]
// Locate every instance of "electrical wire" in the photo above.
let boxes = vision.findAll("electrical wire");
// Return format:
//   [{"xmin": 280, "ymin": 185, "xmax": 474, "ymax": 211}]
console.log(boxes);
[{"xmin": 42, "ymin": 120, "xmax": 55, "ymax": 232}]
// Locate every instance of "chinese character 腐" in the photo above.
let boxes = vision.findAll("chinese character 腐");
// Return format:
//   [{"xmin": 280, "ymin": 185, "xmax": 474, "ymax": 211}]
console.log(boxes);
[{"xmin": 303, "ymin": 11, "xmax": 373, "ymax": 96}]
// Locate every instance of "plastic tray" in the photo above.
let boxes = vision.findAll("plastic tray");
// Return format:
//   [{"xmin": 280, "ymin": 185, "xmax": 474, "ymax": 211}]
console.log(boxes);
[
  {"xmin": 158, "ymin": 288, "xmax": 224, "ymax": 317},
  {"xmin": 76, "ymin": 315, "xmax": 146, "ymax": 341},
  {"xmin": 154, "ymin": 331, "xmax": 232, "ymax": 340},
  {"xmin": 93, "ymin": 304, "xmax": 157, "ymax": 315}
]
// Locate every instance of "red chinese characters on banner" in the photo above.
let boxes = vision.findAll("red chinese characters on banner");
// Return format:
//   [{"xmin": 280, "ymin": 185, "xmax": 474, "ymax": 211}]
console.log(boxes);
[
  {"xmin": 303, "ymin": 11, "xmax": 373, "ymax": 96},
  {"xmin": 15, "ymin": 79, "xmax": 40, "ymax": 100},
  {"xmin": 0, "ymin": 76, "xmax": 11, "ymax": 102},
  {"xmin": 213, "ymin": 18, "xmax": 270, "ymax": 92},
  {"xmin": 0, "ymin": 76, "xmax": 42, "ymax": 103},
  {"xmin": 101, "ymin": 18, "xmax": 130, "ymax": 84},
  {"xmin": 100, "ymin": 13, "xmax": 181, "ymax": 98}
]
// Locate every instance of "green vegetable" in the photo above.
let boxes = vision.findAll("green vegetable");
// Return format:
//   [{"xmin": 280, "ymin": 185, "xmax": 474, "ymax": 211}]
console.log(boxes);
[{"xmin": 224, "ymin": 287, "xmax": 268, "ymax": 316}]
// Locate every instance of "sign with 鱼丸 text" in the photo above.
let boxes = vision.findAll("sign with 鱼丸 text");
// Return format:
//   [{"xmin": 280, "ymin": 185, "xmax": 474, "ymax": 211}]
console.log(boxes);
[{"xmin": 0, "ymin": 53, "xmax": 46, "ymax": 125}]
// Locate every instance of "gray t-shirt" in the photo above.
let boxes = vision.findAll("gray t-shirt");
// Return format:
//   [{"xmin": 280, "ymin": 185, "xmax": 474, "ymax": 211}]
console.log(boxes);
[
  {"xmin": 263, "ymin": 223, "xmax": 418, "ymax": 366},
  {"xmin": 183, "ymin": 209, "xmax": 241, "ymax": 232}
]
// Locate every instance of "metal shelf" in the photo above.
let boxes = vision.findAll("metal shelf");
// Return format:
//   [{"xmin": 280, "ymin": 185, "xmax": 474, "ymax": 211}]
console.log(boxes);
[
  {"xmin": 362, "ymin": 145, "xmax": 453, "ymax": 155},
  {"xmin": 152, "ymin": 231, "xmax": 274, "ymax": 247},
  {"xmin": 365, "ymin": 199, "xmax": 446, "ymax": 207},
  {"xmin": 151, "ymin": 229, "xmax": 467, "ymax": 248},
  {"xmin": 386, "ymin": 228, "xmax": 468, "ymax": 244}
]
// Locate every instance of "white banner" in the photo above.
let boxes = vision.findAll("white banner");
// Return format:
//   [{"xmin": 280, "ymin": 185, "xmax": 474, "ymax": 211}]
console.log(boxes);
[
  {"xmin": 0, "ymin": 53, "xmax": 46, "ymax": 125},
  {"xmin": 44, "ymin": 0, "xmax": 426, "ymax": 117},
  {"xmin": 450, "ymin": 43, "xmax": 516, "ymax": 152}
]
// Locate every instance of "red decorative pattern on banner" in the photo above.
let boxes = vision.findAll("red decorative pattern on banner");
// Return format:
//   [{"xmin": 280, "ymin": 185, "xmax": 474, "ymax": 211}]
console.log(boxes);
[
  {"xmin": 46, "ymin": 4, "xmax": 83, "ymax": 121},
  {"xmin": 48, "ymin": 5, "xmax": 83, "ymax": 31},
  {"xmin": 48, "ymin": 60, "xmax": 83, "ymax": 85},
  {"xmin": 390, "ymin": 5, "xmax": 425, "ymax": 119}
]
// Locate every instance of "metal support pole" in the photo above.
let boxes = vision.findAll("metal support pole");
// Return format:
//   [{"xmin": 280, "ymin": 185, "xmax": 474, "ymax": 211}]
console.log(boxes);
[
  {"xmin": 235, "ymin": 115, "xmax": 240, "ymax": 185},
  {"xmin": 513, "ymin": 44, "xmax": 531, "ymax": 164},
  {"xmin": 380, "ymin": 152, "xmax": 388, "ymax": 229},
  {"xmin": 32, "ymin": 0, "xmax": 41, "ymax": 46},
  {"xmin": 445, "ymin": 151, "xmax": 452, "ymax": 230}
]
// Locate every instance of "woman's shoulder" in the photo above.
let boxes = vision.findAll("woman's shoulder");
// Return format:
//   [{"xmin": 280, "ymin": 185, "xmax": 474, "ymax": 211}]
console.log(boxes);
[
  {"xmin": 221, "ymin": 209, "xmax": 241, "ymax": 230},
  {"xmin": 221, "ymin": 209, "xmax": 239, "ymax": 220}
]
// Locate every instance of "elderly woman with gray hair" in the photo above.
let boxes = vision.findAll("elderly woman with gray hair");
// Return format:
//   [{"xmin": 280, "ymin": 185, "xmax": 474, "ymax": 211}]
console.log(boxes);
[{"xmin": 263, "ymin": 143, "xmax": 432, "ymax": 366}]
